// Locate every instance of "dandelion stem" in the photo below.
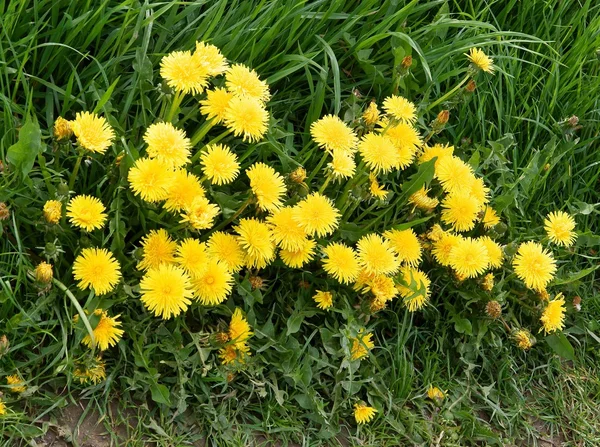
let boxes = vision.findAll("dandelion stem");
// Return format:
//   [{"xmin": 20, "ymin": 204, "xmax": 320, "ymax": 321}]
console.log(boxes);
[
  {"xmin": 53, "ymin": 278, "xmax": 95, "ymax": 346},
  {"xmin": 206, "ymin": 195, "xmax": 253, "ymax": 237},
  {"xmin": 166, "ymin": 90, "xmax": 184, "ymax": 123},
  {"xmin": 307, "ymin": 150, "xmax": 329, "ymax": 184},
  {"xmin": 426, "ymin": 74, "xmax": 470, "ymax": 112},
  {"xmin": 190, "ymin": 118, "xmax": 216, "ymax": 146},
  {"xmin": 318, "ymin": 175, "xmax": 332, "ymax": 194},
  {"xmin": 68, "ymin": 147, "xmax": 85, "ymax": 192}
]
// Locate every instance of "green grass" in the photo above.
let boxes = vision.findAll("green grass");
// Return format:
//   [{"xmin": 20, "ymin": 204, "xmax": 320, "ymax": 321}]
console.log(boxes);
[{"xmin": 1, "ymin": 0, "xmax": 599, "ymax": 446}]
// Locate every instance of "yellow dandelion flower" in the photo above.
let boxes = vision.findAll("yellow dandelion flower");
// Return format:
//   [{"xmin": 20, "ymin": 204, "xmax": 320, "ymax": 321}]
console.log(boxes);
[
  {"xmin": 468, "ymin": 177, "xmax": 490, "ymax": 210},
  {"xmin": 6, "ymin": 375, "xmax": 26, "ymax": 393},
  {"xmin": 441, "ymin": 191, "xmax": 480, "ymax": 232},
  {"xmin": 219, "ymin": 344, "xmax": 241, "ymax": 365},
  {"xmin": 53, "ymin": 116, "xmax": 73, "ymax": 140},
  {"xmin": 369, "ymin": 174, "xmax": 388, "ymax": 200},
  {"xmin": 175, "ymin": 238, "xmax": 208, "ymax": 277},
  {"xmin": 67, "ymin": 195, "xmax": 107, "ymax": 231},
  {"xmin": 380, "ymin": 120, "xmax": 422, "ymax": 168},
  {"xmin": 397, "ymin": 266, "xmax": 430, "ymax": 311},
  {"xmin": 246, "ymin": 162, "xmax": 287, "ymax": 212},
  {"xmin": 0, "ymin": 400, "xmax": 6, "ymax": 415},
  {"xmin": 358, "ymin": 133, "xmax": 400, "ymax": 174},
  {"xmin": 408, "ymin": 186, "xmax": 439, "ymax": 211},
  {"xmin": 365, "ymin": 274, "xmax": 398, "ymax": 303},
  {"xmin": 280, "ymin": 238, "xmax": 316, "ymax": 268},
  {"xmin": 82, "ymin": 310, "xmax": 124, "ymax": 351},
  {"xmin": 267, "ymin": 207, "xmax": 308, "ymax": 250},
  {"xmin": 432, "ymin": 232, "xmax": 462, "ymax": 266},
  {"xmin": 354, "ymin": 403, "xmax": 377, "ymax": 424},
  {"xmin": 544, "ymin": 211, "xmax": 576, "ymax": 247},
  {"xmin": 384, "ymin": 228, "xmax": 422, "ymax": 266},
  {"xmin": 427, "ymin": 386, "xmax": 445, "ymax": 402},
  {"xmin": 292, "ymin": 192, "xmax": 340, "ymax": 237},
  {"xmin": 357, "ymin": 234, "xmax": 400, "ymax": 276},
  {"xmin": 224, "ymin": 96, "xmax": 269, "ymax": 142},
  {"xmin": 194, "ymin": 41, "xmax": 228, "ymax": 76},
  {"xmin": 200, "ymin": 144, "xmax": 240, "ymax": 185},
  {"xmin": 479, "ymin": 236, "xmax": 503, "ymax": 269},
  {"xmin": 313, "ymin": 290, "xmax": 333, "ymax": 310},
  {"xmin": 512, "ymin": 241, "xmax": 557, "ymax": 291},
  {"xmin": 140, "ymin": 264, "xmax": 193, "ymax": 319},
  {"xmin": 73, "ymin": 357, "xmax": 107, "ymax": 385},
  {"xmin": 73, "ymin": 248, "xmax": 121, "ymax": 295},
  {"xmin": 192, "ymin": 259, "xmax": 233, "ymax": 305},
  {"xmin": 322, "ymin": 242, "xmax": 361, "ymax": 284},
  {"xmin": 235, "ymin": 218, "xmax": 276, "ymax": 269},
  {"xmin": 225, "ymin": 63, "xmax": 270, "ymax": 102},
  {"xmin": 482, "ymin": 272, "xmax": 495, "ymax": 291},
  {"xmin": 448, "ymin": 237, "xmax": 490, "ymax": 278},
  {"xmin": 137, "ymin": 229, "xmax": 177, "ymax": 271},
  {"xmin": 128, "ymin": 157, "xmax": 175, "ymax": 203},
  {"xmin": 229, "ymin": 308, "xmax": 252, "ymax": 347},
  {"xmin": 482, "ymin": 207, "xmax": 501, "ymax": 229},
  {"xmin": 180, "ymin": 197, "xmax": 220, "ymax": 230},
  {"xmin": 144, "ymin": 122, "xmax": 191, "ymax": 169},
  {"xmin": 207, "ymin": 231, "xmax": 245, "ymax": 272},
  {"xmin": 363, "ymin": 101, "xmax": 380, "ymax": 126},
  {"xmin": 71, "ymin": 112, "xmax": 115, "ymax": 154},
  {"xmin": 164, "ymin": 169, "xmax": 205, "ymax": 212},
  {"xmin": 427, "ymin": 224, "xmax": 446, "ymax": 242},
  {"xmin": 310, "ymin": 115, "xmax": 358, "ymax": 153},
  {"xmin": 200, "ymin": 87, "xmax": 234, "ymax": 124},
  {"xmin": 350, "ymin": 330, "xmax": 375, "ymax": 360},
  {"xmin": 514, "ymin": 329, "xmax": 534, "ymax": 350},
  {"xmin": 540, "ymin": 295, "xmax": 566, "ymax": 334},
  {"xmin": 435, "ymin": 156, "xmax": 475, "ymax": 194},
  {"xmin": 383, "ymin": 95, "xmax": 416, "ymax": 123},
  {"xmin": 466, "ymin": 47, "xmax": 495, "ymax": 74},
  {"xmin": 328, "ymin": 149, "xmax": 356, "ymax": 179},
  {"xmin": 35, "ymin": 261, "xmax": 53, "ymax": 283},
  {"xmin": 160, "ymin": 50, "xmax": 209, "ymax": 94},
  {"xmin": 419, "ymin": 143, "xmax": 454, "ymax": 168},
  {"xmin": 43, "ymin": 200, "xmax": 62, "ymax": 224}
]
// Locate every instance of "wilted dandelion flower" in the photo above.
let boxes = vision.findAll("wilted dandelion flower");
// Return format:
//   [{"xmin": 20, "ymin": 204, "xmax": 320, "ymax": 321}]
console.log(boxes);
[
  {"xmin": 207, "ymin": 232, "xmax": 245, "ymax": 272},
  {"xmin": 369, "ymin": 175, "xmax": 388, "ymax": 200},
  {"xmin": 138, "ymin": 229, "xmax": 177, "ymax": 271},
  {"xmin": 82, "ymin": 310, "xmax": 124, "ymax": 351},
  {"xmin": 200, "ymin": 87, "xmax": 234, "ymax": 124},
  {"xmin": 164, "ymin": 169, "xmax": 205, "ymax": 212},
  {"xmin": 235, "ymin": 218, "xmax": 276, "ymax": 269},
  {"xmin": 67, "ymin": 195, "xmax": 107, "ymax": 231},
  {"xmin": 224, "ymin": 96, "xmax": 269, "ymax": 142},
  {"xmin": 381, "ymin": 121, "xmax": 422, "ymax": 168},
  {"xmin": 435, "ymin": 156, "xmax": 475, "ymax": 194},
  {"xmin": 328, "ymin": 149, "xmax": 356, "ymax": 179},
  {"xmin": 466, "ymin": 47, "xmax": 495, "ymax": 74},
  {"xmin": 322, "ymin": 242, "xmax": 361, "ymax": 284},
  {"xmin": 225, "ymin": 64, "xmax": 270, "ymax": 102},
  {"xmin": 280, "ymin": 238, "xmax": 316, "ymax": 268},
  {"xmin": 441, "ymin": 192, "xmax": 480, "ymax": 232},
  {"xmin": 6, "ymin": 375, "xmax": 26, "ymax": 393},
  {"xmin": 175, "ymin": 238, "xmax": 208, "ymax": 277},
  {"xmin": 192, "ymin": 259, "xmax": 233, "ymax": 305},
  {"xmin": 73, "ymin": 248, "xmax": 121, "ymax": 295},
  {"xmin": 432, "ymin": 232, "xmax": 462, "ymax": 266},
  {"xmin": 419, "ymin": 143, "xmax": 454, "ymax": 168},
  {"xmin": 144, "ymin": 122, "xmax": 191, "ymax": 169},
  {"xmin": 219, "ymin": 345, "xmax": 242, "ymax": 365},
  {"xmin": 35, "ymin": 261, "xmax": 53, "ymax": 283},
  {"xmin": 313, "ymin": 290, "xmax": 333, "ymax": 310},
  {"xmin": 427, "ymin": 386, "xmax": 445, "ymax": 402},
  {"xmin": 267, "ymin": 207, "xmax": 308, "ymax": 251},
  {"xmin": 363, "ymin": 101, "xmax": 380, "ymax": 125},
  {"xmin": 482, "ymin": 207, "xmax": 501, "ymax": 229},
  {"xmin": 350, "ymin": 330, "xmax": 374, "ymax": 360},
  {"xmin": 384, "ymin": 229, "xmax": 422, "ymax": 266},
  {"xmin": 513, "ymin": 329, "xmax": 534, "ymax": 350},
  {"xmin": 200, "ymin": 144, "xmax": 240, "ymax": 185},
  {"xmin": 449, "ymin": 237, "xmax": 489, "ymax": 278},
  {"xmin": 383, "ymin": 95, "xmax": 416, "ymax": 123},
  {"xmin": 479, "ymin": 236, "xmax": 503, "ymax": 269},
  {"xmin": 540, "ymin": 294, "xmax": 566, "ymax": 334},
  {"xmin": 482, "ymin": 273, "xmax": 495, "ymax": 291},
  {"xmin": 358, "ymin": 133, "xmax": 400, "ymax": 174},
  {"xmin": 246, "ymin": 162, "xmax": 287, "ymax": 212},
  {"xmin": 128, "ymin": 157, "xmax": 175, "ymax": 203},
  {"xmin": 180, "ymin": 197, "xmax": 220, "ymax": 230},
  {"xmin": 194, "ymin": 41, "xmax": 228, "ymax": 76},
  {"xmin": 354, "ymin": 403, "xmax": 377, "ymax": 424},
  {"xmin": 310, "ymin": 115, "xmax": 358, "ymax": 153},
  {"xmin": 512, "ymin": 241, "xmax": 557, "ymax": 291},
  {"xmin": 71, "ymin": 112, "xmax": 115, "ymax": 154},
  {"xmin": 293, "ymin": 193, "xmax": 340, "ymax": 237},
  {"xmin": 397, "ymin": 266, "xmax": 430, "ymax": 311},
  {"xmin": 356, "ymin": 234, "xmax": 400, "ymax": 276},
  {"xmin": 140, "ymin": 264, "xmax": 193, "ymax": 319},
  {"xmin": 408, "ymin": 186, "xmax": 439, "ymax": 211},
  {"xmin": 160, "ymin": 50, "xmax": 209, "ymax": 94},
  {"xmin": 43, "ymin": 200, "xmax": 62, "ymax": 224},
  {"xmin": 73, "ymin": 357, "xmax": 106, "ymax": 385},
  {"xmin": 54, "ymin": 116, "xmax": 73, "ymax": 140},
  {"xmin": 544, "ymin": 211, "xmax": 576, "ymax": 247}
]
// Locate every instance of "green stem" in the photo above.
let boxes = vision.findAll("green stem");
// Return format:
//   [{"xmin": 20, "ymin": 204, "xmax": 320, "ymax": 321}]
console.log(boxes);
[
  {"xmin": 427, "ymin": 74, "xmax": 470, "ymax": 112},
  {"xmin": 37, "ymin": 153, "xmax": 55, "ymax": 196},
  {"xmin": 318, "ymin": 175, "xmax": 333, "ymax": 194},
  {"xmin": 191, "ymin": 119, "xmax": 217, "ymax": 146},
  {"xmin": 307, "ymin": 150, "xmax": 330, "ymax": 184},
  {"xmin": 53, "ymin": 278, "xmax": 95, "ymax": 347},
  {"xmin": 166, "ymin": 91, "xmax": 184, "ymax": 123},
  {"xmin": 68, "ymin": 147, "xmax": 85, "ymax": 192},
  {"xmin": 337, "ymin": 160, "xmax": 366, "ymax": 211},
  {"xmin": 205, "ymin": 195, "xmax": 253, "ymax": 237}
]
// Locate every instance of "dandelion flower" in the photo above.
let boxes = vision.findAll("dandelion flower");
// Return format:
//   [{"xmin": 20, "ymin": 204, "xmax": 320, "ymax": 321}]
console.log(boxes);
[
  {"xmin": 441, "ymin": 192, "xmax": 479, "ymax": 232},
  {"xmin": 512, "ymin": 241, "xmax": 557, "ymax": 291},
  {"xmin": 71, "ymin": 112, "xmax": 114, "ymax": 154},
  {"xmin": 328, "ymin": 149, "xmax": 356, "ymax": 179},
  {"xmin": 369, "ymin": 174, "xmax": 388, "ymax": 200},
  {"xmin": 74, "ymin": 356, "xmax": 106, "ymax": 385},
  {"xmin": 356, "ymin": 234, "xmax": 400, "ymax": 276},
  {"xmin": 479, "ymin": 236, "xmax": 503, "ymax": 269},
  {"xmin": 482, "ymin": 207, "xmax": 501, "ymax": 229},
  {"xmin": 267, "ymin": 207, "xmax": 308, "ymax": 251},
  {"xmin": 200, "ymin": 87, "xmax": 234, "ymax": 124},
  {"xmin": 310, "ymin": 115, "xmax": 358, "ymax": 153},
  {"xmin": 432, "ymin": 232, "xmax": 462, "ymax": 266},
  {"xmin": 322, "ymin": 242, "xmax": 360, "ymax": 284},
  {"xmin": 292, "ymin": 193, "xmax": 340, "ymax": 237},
  {"xmin": 419, "ymin": 143, "xmax": 454, "ymax": 168},
  {"xmin": 128, "ymin": 157, "xmax": 175, "ymax": 203},
  {"xmin": 468, "ymin": 177, "xmax": 490, "ymax": 210},
  {"xmin": 73, "ymin": 248, "xmax": 121, "ymax": 295},
  {"xmin": 43, "ymin": 200, "xmax": 62, "ymax": 224},
  {"xmin": 180, "ymin": 197, "xmax": 220, "ymax": 230},
  {"xmin": 427, "ymin": 386, "xmax": 445, "ymax": 402},
  {"xmin": 466, "ymin": 47, "xmax": 495, "ymax": 74},
  {"xmin": 383, "ymin": 95, "xmax": 416, "ymax": 123},
  {"xmin": 408, "ymin": 186, "xmax": 439, "ymax": 211},
  {"xmin": 207, "ymin": 231, "xmax": 245, "ymax": 272},
  {"xmin": 235, "ymin": 218, "xmax": 276, "ymax": 269},
  {"xmin": 384, "ymin": 229, "xmax": 422, "ymax": 266},
  {"xmin": 175, "ymin": 238, "xmax": 208, "ymax": 277},
  {"xmin": 482, "ymin": 273, "xmax": 495, "ymax": 291},
  {"xmin": 514, "ymin": 329, "xmax": 534, "ymax": 350},
  {"xmin": 358, "ymin": 133, "xmax": 400, "ymax": 174},
  {"xmin": 144, "ymin": 122, "xmax": 191, "ymax": 169},
  {"xmin": 194, "ymin": 41, "xmax": 228, "ymax": 76},
  {"xmin": 192, "ymin": 259, "xmax": 233, "ymax": 305},
  {"xmin": 54, "ymin": 116, "xmax": 73, "ymax": 140},
  {"xmin": 363, "ymin": 101, "xmax": 380, "ymax": 125},
  {"xmin": 35, "ymin": 261, "xmax": 53, "ymax": 283},
  {"xmin": 448, "ymin": 237, "xmax": 489, "ymax": 278},
  {"xmin": 397, "ymin": 266, "xmax": 430, "ymax": 311},
  {"xmin": 246, "ymin": 162, "xmax": 286, "ymax": 212},
  {"xmin": 140, "ymin": 264, "xmax": 193, "ymax": 319},
  {"xmin": 540, "ymin": 295, "xmax": 566, "ymax": 334},
  {"xmin": 67, "ymin": 195, "xmax": 107, "ymax": 231},
  {"xmin": 435, "ymin": 156, "xmax": 475, "ymax": 194},
  {"xmin": 200, "ymin": 144, "xmax": 240, "ymax": 185},
  {"xmin": 354, "ymin": 403, "xmax": 377, "ymax": 424},
  {"xmin": 164, "ymin": 169, "xmax": 206, "ymax": 212},
  {"xmin": 228, "ymin": 308, "xmax": 252, "ymax": 348},
  {"xmin": 160, "ymin": 50, "xmax": 209, "ymax": 94},
  {"xmin": 0, "ymin": 400, "xmax": 5, "ymax": 415},
  {"xmin": 365, "ymin": 275, "xmax": 398, "ymax": 304},
  {"xmin": 544, "ymin": 211, "xmax": 576, "ymax": 247},
  {"xmin": 224, "ymin": 96, "xmax": 269, "ymax": 142},
  {"xmin": 350, "ymin": 330, "xmax": 374, "ymax": 360},
  {"xmin": 313, "ymin": 290, "xmax": 333, "ymax": 310},
  {"xmin": 225, "ymin": 64, "xmax": 270, "ymax": 102},
  {"xmin": 137, "ymin": 229, "xmax": 177, "ymax": 271},
  {"xmin": 381, "ymin": 121, "xmax": 422, "ymax": 168},
  {"xmin": 6, "ymin": 375, "xmax": 26, "ymax": 393},
  {"xmin": 280, "ymin": 239, "xmax": 316, "ymax": 268},
  {"xmin": 82, "ymin": 310, "xmax": 124, "ymax": 351}
]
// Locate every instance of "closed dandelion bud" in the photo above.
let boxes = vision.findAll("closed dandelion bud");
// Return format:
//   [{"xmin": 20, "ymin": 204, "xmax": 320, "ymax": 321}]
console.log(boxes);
[
  {"xmin": 427, "ymin": 386, "xmax": 445, "ymax": 403},
  {"xmin": 35, "ymin": 261, "xmax": 53, "ymax": 284},
  {"xmin": 485, "ymin": 300, "xmax": 502, "ymax": 319},
  {"xmin": 299, "ymin": 280, "xmax": 310, "ymax": 290},
  {"xmin": 0, "ymin": 335, "xmax": 9, "ymax": 357},
  {"xmin": 537, "ymin": 289, "xmax": 550, "ymax": 301},
  {"xmin": 132, "ymin": 247, "xmax": 144, "ymax": 262},
  {"xmin": 44, "ymin": 242, "xmax": 58, "ymax": 258},
  {"xmin": 53, "ymin": 117, "xmax": 73, "ymax": 140},
  {"xmin": 226, "ymin": 372, "xmax": 236, "ymax": 382},
  {"xmin": 513, "ymin": 329, "xmax": 535, "ymax": 351},
  {"xmin": 289, "ymin": 167, "xmax": 307, "ymax": 184},
  {"xmin": 0, "ymin": 202, "xmax": 10, "ymax": 221},
  {"xmin": 362, "ymin": 101, "xmax": 380, "ymax": 126},
  {"xmin": 481, "ymin": 273, "xmax": 494, "ymax": 291},
  {"xmin": 215, "ymin": 332, "xmax": 230, "ymax": 344},
  {"xmin": 0, "ymin": 160, "xmax": 4, "ymax": 174},
  {"xmin": 56, "ymin": 182, "xmax": 70, "ymax": 196},
  {"xmin": 573, "ymin": 295, "xmax": 581, "ymax": 311},
  {"xmin": 437, "ymin": 110, "xmax": 449, "ymax": 125},
  {"xmin": 543, "ymin": 163, "xmax": 550, "ymax": 171},
  {"xmin": 43, "ymin": 200, "xmax": 62, "ymax": 224},
  {"xmin": 79, "ymin": 235, "xmax": 92, "ymax": 248},
  {"xmin": 114, "ymin": 153, "xmax": 125, "ymax": 167},
  {"xmin": 401, "ymin": 55, "xmax": 413, "ymax": 69},
  {"xmin": 465, "ymin": 79, "xmax": 476, "ymax": 93},
  {"xmin": 454, "ymin": 271, "xmax": 467, "ymax": 282},
  {"xmin": 249, "ymin": 275, "xmax": 264, "ymax": 291}
]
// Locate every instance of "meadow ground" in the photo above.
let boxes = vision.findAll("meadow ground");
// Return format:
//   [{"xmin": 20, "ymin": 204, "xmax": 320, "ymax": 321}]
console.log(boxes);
[{"xmin": 0, "ymin": 1, "xmax": 599, "ymax": 446}]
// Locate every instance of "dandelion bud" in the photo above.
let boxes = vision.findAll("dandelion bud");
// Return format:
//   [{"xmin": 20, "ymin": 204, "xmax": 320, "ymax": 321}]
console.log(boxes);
[
  {"xmin": 115, "ymin": 153, "xmax": 125, "ymax": 167},
  {"xmin": 299, "ymin": 280, "xmax": 310, "ymax": 290},
  {"xmin": 215, "ymin": 331, "xmax": 230, "ymax": 344},
  {"xmin": 362, "ymin": 101, "xmax": 380, "ymax": 126},
  {"xmin": 249, "ymin": 275, "xmax": 264, "ymax": 290},
  {"xmin": 537, "ymin": 289, "xmax": 550, "ymax": 301},
  {"xmin": 401, "ymin": 55, "xmax": 413, "ymax": 69},
  {"xmin": 43, "ymin": 200, "xmax": 62, "ymax": 224},
  {"xmin": 481, "ymin": 273, "xmax": 494, "ymax": 292},
  {"xmin": 35, "ymin": 261, "xmax": 54, "ymax": 284},
  {"xmin": 53, "ymin": 117, "xmax": 73, "ymax": 141},
  {"xmin": 465, "ymin": 79, "xmax": 476, "ymax": 93},
  {"xmin": 427, "ymin": 386, "xmax": 445, "ymax": 403},
  {"xmin": 0, "ymin": 335, "xmax": 9, "ymax": 358},
  {"xmin": 289, "ymin": 167, "xmax": 307, "ymax": 184},
  {"xmin": 0, "ymin": 202, "xmax": 10, "ymax": 221},
  {"xmin": 437, "ymin": 110, "xmax": 449, "ymax": 125},
  {"xmin": 485, "ymin": 300, "xmax": 502, "ymax": 319},
  {"xmin": 513, "ymin": 329, "xmax": 535, "ymax": 351},
  {"xmin": 0, "ymin": 160, "xmax": 4, "ymax": 174},
  {"xmin": 543, "ymin": 163, "xmax": 550, "ymax": 171},
  {"xmin": 573, "ymin": 295, "xmax": 582, "ymax": 311},
  {"xmin": 56, "ymin": 182, "xmax": 70, "ymax": 196}
]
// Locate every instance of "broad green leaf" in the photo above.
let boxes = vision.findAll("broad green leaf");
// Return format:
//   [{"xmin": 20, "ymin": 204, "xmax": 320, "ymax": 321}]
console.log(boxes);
[
  {"xmin": 150, "ymin": 383, "xmax": 171, "ymax": 406},
  {"xmin": 286, "ymin": 312, "xmax": 305, "ymax": 335},
  {"xmin": 398, "ymin": 158, "xmax": 436, "ymax": 203},
  {"xmin": 6, "ymin": 117, "xmax": 43, "ymax": 177},
  {"xmin": 546, "ymin": 333, "xmax": 575, "ymax": 361}
]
